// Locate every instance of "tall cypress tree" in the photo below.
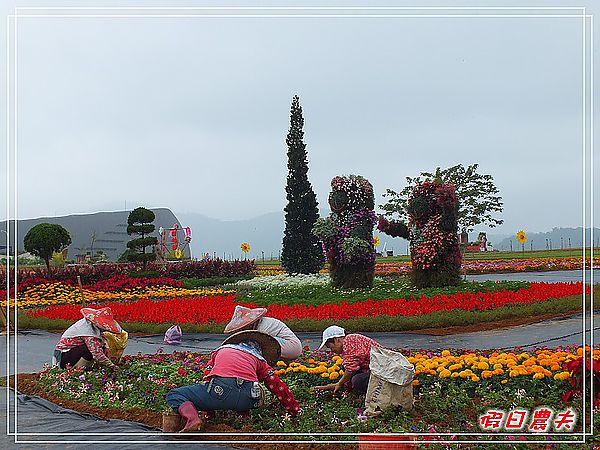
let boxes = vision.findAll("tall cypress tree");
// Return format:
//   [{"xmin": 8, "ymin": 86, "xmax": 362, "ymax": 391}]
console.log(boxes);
[{"xmin": 281, "ymin": 96, "xmax": 325, "ymax": 274}]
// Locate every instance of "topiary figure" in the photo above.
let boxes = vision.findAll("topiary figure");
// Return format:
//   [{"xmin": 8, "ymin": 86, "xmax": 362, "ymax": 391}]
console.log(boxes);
[
  {"xmin": 313, "ymin": 175, "xmax": 376, "ymax": 288},
  {"xmin": 126, "ymin": 207, "xmax": 159, "ymax": 269},
  {"xmin": 378, "ymin": 180, "xmax": 462, "ymax": 288}
]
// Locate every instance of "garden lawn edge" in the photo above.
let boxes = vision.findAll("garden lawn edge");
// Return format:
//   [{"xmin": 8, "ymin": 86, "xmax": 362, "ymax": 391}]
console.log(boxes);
[{"xmin": 17, "ymin": 294, "xmax": 597, "ymax": 334}]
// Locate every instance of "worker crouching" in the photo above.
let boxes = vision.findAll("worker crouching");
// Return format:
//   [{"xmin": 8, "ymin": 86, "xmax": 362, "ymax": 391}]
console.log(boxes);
[
  {"xmin": 52, "ymin": 307, "xmax": 126, "ymax": 370},
  {"xmin": 165, "ymin": 330, "xmax": 300, "ymax": 433}
]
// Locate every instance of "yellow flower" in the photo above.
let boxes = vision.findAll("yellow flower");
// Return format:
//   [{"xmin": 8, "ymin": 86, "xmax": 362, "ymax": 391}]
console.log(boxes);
[
  {"xmin": 373, "ymin": 235, "xmax": 380, "ymax": 247},
  {"xmin": 412, "ymin": 379, "xmax": 420, "ymax": 386},
  {"xmin": 501, "ymin": 379, "xmax": 508, "ymax": 384},
  {"xmin": 241, "ymin": 242, "xmax": 251, "ymax": 253},
  {"xmin": 554, "ymin": 371, "xmax": 571, "ymax": 381},
  {"xmin": 532, "ymin": 373, "xmax": 544, "ymax": 380},
  {"xmin": 439, "ymin": 369, "xmax": 451, "ymax": 378},
  {"xmin": 329, "ymin": 371, "xmax": 340, "ymax": 380},
  {"xmin": 471, "ymin": 375, "xmax": 481, "ymax": 382},
  {"xmin": 516, "ymin": 230, "xmax": 527, "ymax": 244},
  {"xmin": 276, "ymin": 361, "xmax": 286, "ymax": 367},
  {"xmin": 321, "ymin": 372, "xmax": 330, "ymax": 378}
]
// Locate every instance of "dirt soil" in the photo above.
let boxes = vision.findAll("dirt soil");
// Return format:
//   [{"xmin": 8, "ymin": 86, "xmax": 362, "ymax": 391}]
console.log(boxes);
[{"xmin": 12, "ymin": 373, "xmax": 356, "ymax": 449}]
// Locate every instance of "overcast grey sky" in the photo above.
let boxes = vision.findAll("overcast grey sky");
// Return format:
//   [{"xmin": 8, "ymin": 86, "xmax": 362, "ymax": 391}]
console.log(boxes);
[{"xmin": 2, "ymin": 2, "xmax": 597, "ymax": 236}]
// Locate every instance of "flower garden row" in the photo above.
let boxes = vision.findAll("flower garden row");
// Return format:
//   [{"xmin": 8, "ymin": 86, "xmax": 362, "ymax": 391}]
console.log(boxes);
[
  {"xmin": 4, "ymin": 272, "xmax": 529, "ymax": 309},
  {"xmin": 1, "ymin": 256, "xmax": 594, "ymax": 288},
  {"xmin": 0, "ymin": 259, "xmax": 255, "ymax": 285},
  {"xmin": 1, "ymin": 274, "xmax": 234, "ymax": 309},
  {"xmin": 25, "ymin": 282, "xmax": 589, "ymax": 324},
  {"xmin": 255, "ymin": 257, "xmax": 597, "ymax": 277},
  {"xmin": 30, "ymin": 345, "xmax": 599, "ymax": 436}
]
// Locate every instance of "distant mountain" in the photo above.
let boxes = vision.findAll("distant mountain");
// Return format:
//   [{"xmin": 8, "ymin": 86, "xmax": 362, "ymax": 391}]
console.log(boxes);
[
  {"xmin": 175, "ymin": 211, "xmax": 287, "ymax": 260},
  {"xmin": 0, "ymin": 208, "xmax": 184, "ymax": 262},
  {"xmin": 173, "ymin": 216, "xmax": 599, "ymax": 258},
  {"xmin": 495, "ymin": 227, "xmax": 600, "ymax": 251},
  {"xmin": 4, "ymin": 209, "xmax": 595, "ymax": 263},
  {"xmin": 176, "ymin": 211, "xmax": 412, "ymax": 259}
]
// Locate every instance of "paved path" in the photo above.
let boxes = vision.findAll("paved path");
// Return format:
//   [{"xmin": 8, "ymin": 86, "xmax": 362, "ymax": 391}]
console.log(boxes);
[{"xmin": 5, "ymin": 312, "xmax": 598, "ymax": 375}]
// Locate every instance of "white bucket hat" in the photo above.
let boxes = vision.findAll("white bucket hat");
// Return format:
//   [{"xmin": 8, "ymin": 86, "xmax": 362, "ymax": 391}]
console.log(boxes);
[{"xmin": 319, "ymin": 325, "xmax": 346, "ymax": 350}]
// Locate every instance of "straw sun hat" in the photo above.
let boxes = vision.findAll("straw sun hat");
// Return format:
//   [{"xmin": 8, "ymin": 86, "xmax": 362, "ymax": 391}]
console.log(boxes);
[
  {"xmin": 223, "ymin": 305, "xmax": 267, "ymax": 334},
  {"xmin": 221, "ymin": 330, "xmax": 281, "ymax": 366}
]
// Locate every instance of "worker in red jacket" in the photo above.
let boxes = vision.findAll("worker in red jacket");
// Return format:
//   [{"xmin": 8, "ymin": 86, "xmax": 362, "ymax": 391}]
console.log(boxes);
[
  {"xmin": 313, "ymin": 325, "xmax": 382, "ymax": 394},
  {"xmin": 165, "ymin": 330, "xmax": 300, "ymax": 433}
]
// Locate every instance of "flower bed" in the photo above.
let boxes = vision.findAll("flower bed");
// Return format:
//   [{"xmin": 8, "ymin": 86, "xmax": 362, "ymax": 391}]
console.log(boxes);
[
  {"xmin": 253, "ymin": 257, "xmax": 596, "ymax": 277},
  {"xmin": 230, "ymin": 273, "xmax": 330, "ymax": 290},
  {"xmin": 2, "ymin": 275, "xmax": 234, "ymax": 309},
  {"xmin": 0, "ymin": 259, "xmax": 256, "ymax": 285},
  {"xmin": 26, "ymin": 282, "xmax": 588, "ymax": 325},
  {"xmin": 463, "ymin": 257, "xmax": 597, "ymax": 274},
  {"xmin": 25, "ymin": 345, "xmax": 598, "ymax": 438}
]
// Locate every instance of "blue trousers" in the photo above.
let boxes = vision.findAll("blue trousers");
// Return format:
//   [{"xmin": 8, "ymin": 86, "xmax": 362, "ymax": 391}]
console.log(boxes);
[{"xmin": 166, "ymin": 376, "xmax": 259, "ymax": 412}]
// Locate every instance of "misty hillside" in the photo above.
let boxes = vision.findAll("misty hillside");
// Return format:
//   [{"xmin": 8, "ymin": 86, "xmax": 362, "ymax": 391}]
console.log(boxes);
[
  {"xmin": 495, "ymin": 227, "xmax": 600, "ymax": 251},
  {"xmin": 3, "ymin": 208, "xmax": 597, "ymax": 262}
]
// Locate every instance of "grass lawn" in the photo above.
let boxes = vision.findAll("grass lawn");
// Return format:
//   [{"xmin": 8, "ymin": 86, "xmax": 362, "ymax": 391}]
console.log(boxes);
[{"xmin": 254, "ymin": 247, "xmax": 598, "ymax": 265}]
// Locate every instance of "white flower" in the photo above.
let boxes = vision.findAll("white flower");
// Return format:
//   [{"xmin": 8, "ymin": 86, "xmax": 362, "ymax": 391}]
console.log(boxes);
[
  {"xmin": 229, "ymin": 274, "xmax": 330, "ymax": 290},
  {"xmin": 515, "ymin": 389, "xmax": 526, "ymax": 399}
]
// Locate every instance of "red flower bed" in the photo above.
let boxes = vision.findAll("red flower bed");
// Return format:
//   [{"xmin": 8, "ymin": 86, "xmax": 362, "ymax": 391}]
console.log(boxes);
[
  {"xmin": 1, "ymin": 260, "xmax": 255, "ymax": 285},
  {"xmin": 85, "ymin": 275, "xmax": 183, "ymax": 292},
  {"xmin": 27, "ymin": 282, "xmax": 586, "ymax": 325}
]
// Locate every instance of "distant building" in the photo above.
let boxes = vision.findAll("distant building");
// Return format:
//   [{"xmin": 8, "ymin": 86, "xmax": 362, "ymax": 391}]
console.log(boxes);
[{"xmin": 1, "ymin": 208, "xmax": 187, "ymax": 262}]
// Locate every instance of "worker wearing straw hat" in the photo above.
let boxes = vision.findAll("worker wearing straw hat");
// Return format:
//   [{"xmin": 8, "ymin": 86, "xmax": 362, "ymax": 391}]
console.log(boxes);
[
  {"xmin": 224, "ymin": 305, "xmax": 303, "ymax": 360},
  {"xmin": 165, "ymin": 330, "xmax": 300, "ymax": 433},
  {"xmin": 52, "ymin": 307, "xmax": 124, "ymax": 370}
]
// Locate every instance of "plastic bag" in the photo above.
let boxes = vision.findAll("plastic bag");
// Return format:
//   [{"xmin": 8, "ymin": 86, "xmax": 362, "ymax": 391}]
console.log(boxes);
[
  {"xmin": 364, "ymin": 347, "xmax": 415, "ymax": 416},
  {"xmin": 164, "ymin": 325, "xmax": 182, "ymax": 345},
  {"xmin": 103, "ymin": 330, "xmax": 129, "ymax": 362}
]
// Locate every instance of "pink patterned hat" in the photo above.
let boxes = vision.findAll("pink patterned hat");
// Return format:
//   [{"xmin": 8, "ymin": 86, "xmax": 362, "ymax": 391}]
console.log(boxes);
[
  {"xmin": 224, "ymin": 305, "xmax": 267, "ymax": 334},
  {"xmin": 81, "ymin": 307, "xmax": 121, "ymax": 334}
]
